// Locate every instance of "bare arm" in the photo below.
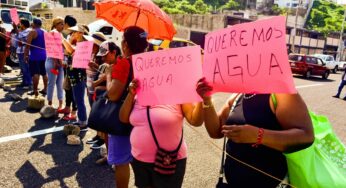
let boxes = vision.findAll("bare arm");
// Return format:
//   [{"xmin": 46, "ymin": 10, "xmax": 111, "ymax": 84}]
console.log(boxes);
[
  {"xmin": 106, "ymin": 64, "xmax": 126, "ymax": 101},
  {"xmin": 62, "ymin": 38, "xmax": 75, "ymax": 54},
  {"xmin": 24, "ymin": 30, "xmax": 37, "ymax": 62},
  {"xmin": 92, "ymin": 74, "xmax": 107, "ymax": 88},
  {"xmin": 196, "ymin": 78, "xmax": 237, "ymax": 138},
  {"xmin": 11, "ymin": 23, "xmax": 18, "ymax": 34},
  {"xmin": 262, "ymin": 93, "xmax": 314, "ymax": 152},
  {"xmin": 203, "ymin": 94, "xmax": 241, "ymax": 139},
  {"xmin": 221, "ymin": 94, "xmax": 314, "ymax": 153},
  {"xmin": 107, "ymin": 78, "xmax": 126, "ymax": 101},
  {"xmin": 181, "ymin": 102, "xmax": 203, "ymax": 127},
  {"xmin": 119, "ymin": 79, "xmax": 138, "ymax": 123},
  {"xmin": 119, "ymin": 92, "xmax": 135, "ymax": 123},
  {"xmin": 0, "ymin": 27, "xmax": 6, "ymax": 38},
  {"xmin": 94, "ymin": 86, "xmax": 107, "ymax": 92},
  {"xmin": 88, "ymin": 62, "xmax": 99, "ymax": 71}
]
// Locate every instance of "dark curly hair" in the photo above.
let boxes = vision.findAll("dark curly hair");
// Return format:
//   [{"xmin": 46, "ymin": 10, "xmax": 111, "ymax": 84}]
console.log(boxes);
[
  {"xmin": 123, "ymin": 26, "xmax": 148, "ymax": 54},
  {"xmin": 20, "ymin": 18, "xmax": 30, "ymax": 28},
  {"xmin": 64, "ymin": 15, "xmax": 77, "ymax": 27}
]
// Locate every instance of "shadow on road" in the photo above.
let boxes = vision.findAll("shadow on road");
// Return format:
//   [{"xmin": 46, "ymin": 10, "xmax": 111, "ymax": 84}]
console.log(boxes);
[
  {"xmin": 15, "ymin": 117, "xmax": 114, "ymax": 187},
  {"xmin": 15, "ymin": 161, "xmax": 46, "ymax": 188},
  {"xmin": 27, "ymin": 118, "xmax": 67, "ymax": 153},
  {"xmin": 0, "ymin": 86, "xmax": 35, "ymax": 113}
]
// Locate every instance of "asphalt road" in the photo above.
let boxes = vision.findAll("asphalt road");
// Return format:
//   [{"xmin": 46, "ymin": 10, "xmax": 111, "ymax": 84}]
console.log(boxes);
[{"xmin": 0, "ymin": 69, "xmax": 345, "ymax": 188}]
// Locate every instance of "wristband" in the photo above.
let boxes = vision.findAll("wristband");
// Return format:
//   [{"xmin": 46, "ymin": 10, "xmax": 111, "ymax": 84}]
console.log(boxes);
[{"xmin": 252, "ymin": 128, "xmax": 264, "ymax": 148}]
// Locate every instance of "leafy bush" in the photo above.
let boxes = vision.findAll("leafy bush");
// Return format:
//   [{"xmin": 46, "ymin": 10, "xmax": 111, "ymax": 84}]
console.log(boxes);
[{"xmin": 306, "ymin": 0, "xmax": 345, "ymax": 35}]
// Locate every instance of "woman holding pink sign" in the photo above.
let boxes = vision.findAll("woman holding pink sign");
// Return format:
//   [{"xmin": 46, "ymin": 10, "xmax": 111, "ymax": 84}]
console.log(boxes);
[
  {"xmin": 119, "ymin": 78, "xmax": 204, "ymax": 188},
  {"xmin": 104, "ymin": 26, "xmax": 151, "ymax": 188},
  {"xmin": 118, "ymin": 28, "xmax": 204, "ymax": 187},
  {"xmin": 62, "ymin": 24, "xmax": 89, "ymax": 131},
  {"xmin": 45, "ymin": 17, "xmax": 65, "ymax": 109},
  {"xmin": 196, "ymin": 78, "xmax": 314, "ymax": 187}
]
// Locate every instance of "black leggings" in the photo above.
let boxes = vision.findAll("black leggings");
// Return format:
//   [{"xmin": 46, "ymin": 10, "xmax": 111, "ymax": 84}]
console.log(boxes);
[{"xmin": 65, "ymin": 89, "xmax": 77, "ymax": 111}]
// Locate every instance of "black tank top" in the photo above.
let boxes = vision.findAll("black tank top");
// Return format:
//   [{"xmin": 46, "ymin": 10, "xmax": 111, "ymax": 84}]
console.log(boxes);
[{"xmin": 224, "ymin": 94, "xmax": 287, "ymax": 187}]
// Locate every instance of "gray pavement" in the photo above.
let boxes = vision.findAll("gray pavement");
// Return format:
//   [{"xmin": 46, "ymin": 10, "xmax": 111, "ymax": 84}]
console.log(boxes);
[{"xmin": 0, "ymin": 68, "xmax": 345, "ymax": 188}]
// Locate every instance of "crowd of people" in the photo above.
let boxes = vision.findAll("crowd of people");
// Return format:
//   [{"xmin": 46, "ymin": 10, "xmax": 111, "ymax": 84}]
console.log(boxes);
[{"xmin": 0, "ymin": 15, "xmax": 318, "ymax": 188}]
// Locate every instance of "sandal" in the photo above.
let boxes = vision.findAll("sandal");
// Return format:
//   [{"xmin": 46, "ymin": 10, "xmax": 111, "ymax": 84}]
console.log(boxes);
[
  {"xmin": 39, "ymin": 89, "xmax": 47, "ymax": 95},
  {"xmin": 95, "ymin": 157, "xmax": 108, "ymax": 165},
  {"xmin": 63, "ymin": 114, "xmax": 77, "ymax": 121},
  {"xmin": 27, "ymin": 91, "xmax": 38, "ymax": 96},
  {"xmin": 57, "ymin": 108, "xmax": 71, "ymax": 114}
]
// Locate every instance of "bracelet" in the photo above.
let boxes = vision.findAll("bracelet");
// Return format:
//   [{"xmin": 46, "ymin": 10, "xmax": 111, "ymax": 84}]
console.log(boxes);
[
  {"xmin": 252, "ymin": 128, "xmax": 264, "ymax": 148},
  {"xmin": 202, "ymin": 100, "xmax": 213, "ymax": 109}
]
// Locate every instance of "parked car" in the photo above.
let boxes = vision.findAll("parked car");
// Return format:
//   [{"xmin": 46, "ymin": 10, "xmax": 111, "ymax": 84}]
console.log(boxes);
[
  {"xmin": 88, "ymin": 20, "xmax": 200, "ymax": 53},
  {"xmin": 0, "ymin": 8, "xmax": 33, "ymax": 32},
  {"xmin": 289, "ymin": 54, "xmax": 330, "ymax": 79},
  {"xmin": 148, "ymin": 38, "xmax": 204, "ymax": 55},
  {"xmin": 0, "ymin": 8, "xmax": 33, "ymax": 66},
  {"xmin": 149, "ymin": 38, "xmax": 198, "ymax": 50},
  {"xmin": 88, "ymin": 19, "xmax": 123, "ymax": 48},
  {"xmin": 339, "ymin": 61, "xmax": 346, "ymax": 70},
  {"xmin": 312, "ymin": 54, "xmax": 339, "ymax": 73}
]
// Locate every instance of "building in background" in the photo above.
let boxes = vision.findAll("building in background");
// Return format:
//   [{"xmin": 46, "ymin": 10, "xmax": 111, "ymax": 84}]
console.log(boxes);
[
  {"xmin": 274, "ymin": 0, "xmax": 313, "ymax": 8},
  {"xmin": 256, "ymin": 0, "xmax": 275, "ymax": 9},
  {"xmin": 30, "ymin": 0, "xmax": 96, "ymax": 31},
  {"xmin": 234, "ymin": 0, "xmax": 258, "ymax": 9},
  {"xmin": 60, "ymin": 0, "xmax": 95, "ymax": 10},
  {"xmin": 0, "ymin": 0, "xmax": 29, "ymax": 10}
]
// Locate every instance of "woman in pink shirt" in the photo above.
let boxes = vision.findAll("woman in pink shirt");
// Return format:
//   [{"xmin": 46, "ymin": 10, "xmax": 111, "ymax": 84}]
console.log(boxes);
[{"xmin": 119, "ymin": 79, "xmax": 204, "ymax": 188}]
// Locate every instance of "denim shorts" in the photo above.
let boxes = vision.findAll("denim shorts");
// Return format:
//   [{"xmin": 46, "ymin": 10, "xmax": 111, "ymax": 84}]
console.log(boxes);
[{"xmin": 107, "ymin": 134, "xmax": 132, "ymax": 165}]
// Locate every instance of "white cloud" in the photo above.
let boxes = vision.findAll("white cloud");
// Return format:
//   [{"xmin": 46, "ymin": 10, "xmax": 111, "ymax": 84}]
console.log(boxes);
[{"xmin": 337, "ymin": 0, "xmax": 346, "ymax": 5}]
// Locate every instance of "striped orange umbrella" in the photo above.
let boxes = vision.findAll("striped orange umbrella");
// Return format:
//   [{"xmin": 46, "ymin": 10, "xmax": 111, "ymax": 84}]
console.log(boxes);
[{"xmin": 94, "ymin": 0, "xmax": 176, "ymax": 40}]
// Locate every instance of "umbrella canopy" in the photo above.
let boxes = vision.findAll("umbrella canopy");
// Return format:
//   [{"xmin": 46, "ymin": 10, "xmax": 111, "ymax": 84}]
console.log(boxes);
[{"xmin": 94, "ymin": 0, "xmax": 176, "ymax": 40}]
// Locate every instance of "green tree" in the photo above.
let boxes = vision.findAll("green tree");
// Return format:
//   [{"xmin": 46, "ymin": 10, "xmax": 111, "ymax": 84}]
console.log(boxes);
[
  {"xmin": 153, "ymin": 0, "xmax": 173, "ymax": 8},
  {"xmin": 154, "ymin": 0, "xmax": 183, "ymax": 14},
  {"xmin": 154, "ymin": 0, "xmax": 211, "ymax": 14},
  {"xmin": 220, "ymin": 0, "xmax": 240, "ymax": 10},
  {"xmin": 194, "ymin": 0, "xmax": 210, "ymax": 14},
  {"xmin": 306, "ymin": 0, "xmax": 345, "ymax": 35},
  {"xmin": 271, "ymin": 4, "xmax": 287, "ymax": 15},
  {"xmin": 178, "ymin": 0, "xmax": 198, "ymax": 14},
  {"xmin": 203, "ymin": 0, "xmax": 229, "ymax": 9},
  {"xmin": 162, "ymin": 7, "xmax": 185, "ymax": 14}
]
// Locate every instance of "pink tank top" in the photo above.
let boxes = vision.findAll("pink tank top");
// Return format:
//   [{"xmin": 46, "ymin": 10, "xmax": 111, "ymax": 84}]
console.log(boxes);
[{"xmin": 129, "ymin": 102, "xmax": 187, "ymax": 163}]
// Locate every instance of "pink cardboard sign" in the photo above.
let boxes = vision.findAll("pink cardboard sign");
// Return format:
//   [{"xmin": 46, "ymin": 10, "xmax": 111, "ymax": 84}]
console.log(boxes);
[
  {"xmin": 10, "ymin": 8, "xmax": 19, "ymax": 25},
  {"xmin": 203, "ymin": 16, "xmax": 296, "ymax": 94},
  {"xmin": 44, "ymin": 32, "xmax": 64, "ymax": 60},
  {"xmin": 72, "ymin": 41, "xmax": 93, "ymax": 69},
  {"xmin": 132, "ymin": 46, "xmax": 203, "ymax": 106}
]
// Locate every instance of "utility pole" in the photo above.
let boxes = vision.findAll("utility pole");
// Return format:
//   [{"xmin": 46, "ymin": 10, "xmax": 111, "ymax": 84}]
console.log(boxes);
[
  {"xmin": 337, "ymin": 7, "xmax": 346, "ymax": 62},
  {"xmin": 291, "ymin": 0, "xmax": 302, "ymax": 53},
  {"xmin": 285, "ymin": 8, "xmax": 289, "ymax": 26}
]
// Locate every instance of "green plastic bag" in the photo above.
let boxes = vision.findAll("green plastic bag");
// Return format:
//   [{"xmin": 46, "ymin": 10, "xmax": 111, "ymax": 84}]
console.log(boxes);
[{"xmin": 284, "ymin": 111, "xmax": 346, "ymax": 188}]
